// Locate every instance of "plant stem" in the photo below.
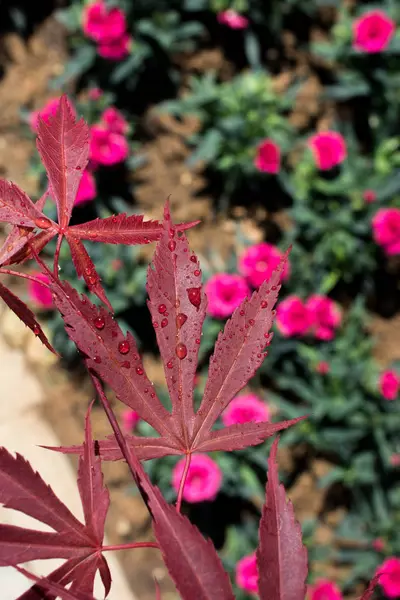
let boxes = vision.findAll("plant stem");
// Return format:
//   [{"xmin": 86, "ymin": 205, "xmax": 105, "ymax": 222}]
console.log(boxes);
[
  {"xmin": 53, "ymin": 234, "xmax": 63, "ymax": 277},
  {"xmin": 102, "ymin": 541, "xmax": 158, "ymax": 552},
  {"xmin": 0, "ymin": 269, "xmax": 51, "ymax": 287},
  {"xmin": 176, "ymin": 453, "xmax": 191, "ymax": 513}
]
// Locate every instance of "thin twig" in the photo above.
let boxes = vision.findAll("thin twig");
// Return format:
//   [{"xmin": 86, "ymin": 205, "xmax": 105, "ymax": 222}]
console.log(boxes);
[{"xmin": 176, "ymin": 453, "xmax": 191, "ymax": 513}]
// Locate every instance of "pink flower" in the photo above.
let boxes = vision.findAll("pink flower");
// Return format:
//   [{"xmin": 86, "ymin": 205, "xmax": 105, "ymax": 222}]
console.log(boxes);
[
  {"xmin": 82, "ymin": 1, "xmax": 127, "ymax": 43},
  {"xmin": 236, "ymin": 553, "xmax": 258, "ymax": 593},
  {"xmin": 75, "ymin": 170, "xmax": 97, "ymax": 206},
  {"xmin": 375, "ymin": 557, "xmax": 400, "ymax": 598},
  {"xmin": 172, "ymin": 454, "xmax": 222, "ymax": 503},
  {"xmin": 29, "ymin": 97, "xmax": 75, "ymax": 133},
  {"xmin": 205, "ymin": 274, "xmax": 250, "ymax": 319},
  {"xmin": 122, "ymin": 410, "xmax": 140, "ymax": 431},
  {"xmin": 306, "ymin": 295, "xmax": 342, "ymax": 341},
  {"xmin": 89, "ymin": 125, "xmax": 129, "ymax": 165},
  {"xmin": 222, "ymin": 394, "xmax": 270, "ymax": 427},
  {"xmin": 316, "ymin": 361, "xmax": 330, "ymax": 374},
  {"xmin": 88, "ymin": 87, "xmax": 103, "ymax": 101},
  {"xmin": 28, "ymin": 273, "xmax": 53, "ymax": 310},
  {"xmin": 379, "ymin": 370, "xmax": 400, "ymax": 400},
  {"xmin": 254, "ymin": 139, "xmax": 281, "ymax": 174},
  {"xmin": 309, "ymin": 579, "xmax": 343, "ymax": 600},
  {"xmin": 308, "ymin": 131, "xmax": 347, "ymax": 170},
  {"xmin": 363, "ymin": 190, "xmax": 377, "ymax": 203},
  {"xmin": 390, "ymin": 454, "xmax": 400, "ymax": 467},
  {"xmin": 372, "ymin": 208, "xmax": 400, "ymax": 255},
  {"xmin": 276, "ymin": 296, "xmax": 312, "ymax": 337},
  {"xmin": 217, "ymin": 10, "xmax": 249, "ymax": 30},
  {"xmin": 372, "ymin": 538, "xmax": 385, "ymax": 552},
  {"xmin": 239, "ymin": 243, "xmax": 290, "ymax": 289},
  {"xmin": 101, "ymin": 107, "xmax": 129, "ymax": 135},
  {"xmin": 353, "ymin": 10, "xmax": 395, "ymax": 54},
  {"xmin": 98, "ymin": 34, "xmax": 131, "ymax": 61}
]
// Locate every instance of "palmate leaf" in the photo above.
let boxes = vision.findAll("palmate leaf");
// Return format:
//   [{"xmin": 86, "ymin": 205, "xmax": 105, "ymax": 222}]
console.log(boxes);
[
  {"xmin": 0, "ymin": 179, "xmax": 56, "ymax": 229},
  {"xmin": 13, "ymin": 565, "xmax": 96, "ymax": 600},
  {"xmin": 93, "ymin": 379, "xmax": 235, "ymax": 600},
  {"xmin": 0, "ymin": 405, "xmax": 111, "ymax": 599},
  {"xmin": 49, "ymin": 202, "xmax": 304, "ymax": 463},
  {"xmin": 257, "ymin": 438, "xmax": 308, "ymax": 600}
]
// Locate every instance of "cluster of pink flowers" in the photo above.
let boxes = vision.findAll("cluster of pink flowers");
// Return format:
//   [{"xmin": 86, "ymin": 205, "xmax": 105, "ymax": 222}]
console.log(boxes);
[
  {"xmin": 375, "ymin": 557, "xmax": 400, "ymax": 598},
  {"xmin": 90, "ymin": 107, "xmax": 129, "ymax": 166},
  {"xmin": 122, "ymin": 409, "xmax": 140, "ymax": 431},
  {"xmin": 254, "ymin": 139, "xmax": 281, "ymax": 174},
  {"xmin": 308, "ymin": 579, "xmax": 343, "ymax": 600},
  {"xmin": 353, "ymin": 10, "xmax": 396, "ymax": 54},
  {"xmin": 379, "ymin": 369, "xmax": 400, "ymax": 401},
  {"xmin": 172, "ymin": 454, "xmax": 222, "ymax": 503},
  {"xmin": 217, "ymin": 10, "xmax": 249, "ymax": 30},
  {"xmin": 205, "ymin": 243, "xmax": 289, "ymax": 320},
  {"xmin": 28, "ymin": 273, "xmax": 53, "ymax": 310},
  {"xmin": 372, "ymin": 208, "xmax": 400, "ymax": 256},
  {"xmin": 276, "ymin": 294, "xmax": 342, "ymax": 340},
  {"xmin": 222, "ymin": 394, "xmax": 270, "ymax": 427},
  {"xmin": 29, "ymin": 97, "xmax": 73, "ymax": 133},
  {"xmin": 83, "ymin": 0, "xmax": 131, "ymax": 60},
  {"xmin": 308, "ymin": 131, "xmax": 347, "ymax": 171}
]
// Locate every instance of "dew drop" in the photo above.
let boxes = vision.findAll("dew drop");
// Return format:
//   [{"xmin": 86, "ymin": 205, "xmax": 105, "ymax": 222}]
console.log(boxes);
[
  {"xmin": 194, "ymin": 269, "xmax": 201, "ymax": 277},
  {"xmin": 76, "ymin": 165, "xmax": 82, "ymax": 171},
  {"xmin": 190, "ymin": 255, "xmax": 197, "ymax": 263},
  {"xmin": 195, "ymin": 338, "xmax": 201, "ymax": 345},
  {"xmin": 264, "ymin": 332, "xmax": 269, "ymax": 338},
  {"xmin": 133, "ymin": 353, "xmax": 139, "ymax": 361},
  {"xmin": 187, "ymin": 287, "xmax": 201, "ymax": 309},
  {"xmin": 153, "ymin": 321, "xmax": 159, "ymax": 329},
  {"xmin": 161, "ymin": 318, "xmax": 168, "ymax": 328},
  {"xmin": 240, "ymin": 310, "xmax": 245, "ymax": 316},
  {"xmin": 167, "ymin": 360, "xmax": 173, "ymax": 369},
  {"xmin": 135, "ymin": 366, "xmax": 144, "ymax": 375},
  {"xmin": 151, "ymin": 392, "xmax": 156, "ymax": 398},
  {"xmin": 6, "ymin": 244, "xmax": 13, "ymax": 252},
  {"xmin": 158, "ymin": 304, "xmax": 167, "ymax": 314},
  {"xmin": 176, "ymin": 313, "xmax": 187, "ymax": 328},
  {"xmin": 87, "ymin": 274, "xmax": 97, "ymax": 286},
  {"xmin": 272, "ymin": 285, "xmax": 277, "ymax": 291},
  {"xmin": 94, "ymin": 317, "xmax": 105, "ymax": 330},
  {"xmin": 248, "ymin": 319, "xmax": 255, "ymax": 326},
  {"xmin": 118, "ymin": 341, "xmax": 130, "ymax": 355},
  {"xmin": 94, "ymin": 356, "xmax": 102, "ymax": 364},
  {"xmin": 33, "ymin": 325, "xmax": 40, "ymax": 335},
  {"xmin": 121, "ymin": 361, "xmax": 130, "ymax": 369},
  {"xmin": 144, "ymin": 388, "xmax": 148, "ymax": 394},
  {"xmin": 35, "ymin": 217, "xmax": 52, "ymax": 230},
  {"xmin": 261, "ymin": 301, "xmax": 268, "ymax": 308},
  {"xmin": 168, "ymin": 240, "xmax": 176, "ymax": 252},
  {"xmin": 257, "ymin": 353, "xmax": 262, "ymax": 358},
  {"xmin": 176, "ymin": 343, "xmax": 187, "ymax": 359},
  {"xmin": 112, "ymin": 331, "xmax": 118, "ymax": 338}
]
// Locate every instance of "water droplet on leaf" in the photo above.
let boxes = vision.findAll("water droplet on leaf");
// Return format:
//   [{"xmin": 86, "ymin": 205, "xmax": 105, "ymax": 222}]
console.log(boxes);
[
  {"xmin": 168, "ymin": 240, "xmax": 176, "ymax": 251},
  {"xmin": 158, "ymin": 304, "xmax": 167, "ymax": 314},
  {"xmin": 35, "ymin": 217, "xmax": 52, "ymax": 230},
  {"xmin": 187, "ymin": 287, "xmax": 201, "ymax": 309},
  {"xmin": 176, "ymin": 313, "xmax": 187, "ymax": 328},
  {"xmin": 94, "ymin": 317, "xmax": 105, "ymax": 330},
  {"xmin": 176, "ymin": 343, "xmax": 187, "ymax": 359},
  {"xmin": 118, "ymin": 341, "xmax": 130, "ymax": 355},
  {"xmin": 136, "ymin": 366, "xmax": 144, "ymax": 375},
  {"xmin": 161, "ymin": 318, "xmax": 168, "ymax": 328}
]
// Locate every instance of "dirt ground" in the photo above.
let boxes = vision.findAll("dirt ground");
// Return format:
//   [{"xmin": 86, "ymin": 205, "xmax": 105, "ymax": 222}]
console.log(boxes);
[{"xmin": 0, "ymin": 14, "xmax": 398, "ymax": 600}]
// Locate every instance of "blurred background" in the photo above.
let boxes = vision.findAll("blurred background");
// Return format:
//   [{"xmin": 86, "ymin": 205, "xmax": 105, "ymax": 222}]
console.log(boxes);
[{"xmin": 0, "ymin": 0, "xmax": 399, "ymax": 598}]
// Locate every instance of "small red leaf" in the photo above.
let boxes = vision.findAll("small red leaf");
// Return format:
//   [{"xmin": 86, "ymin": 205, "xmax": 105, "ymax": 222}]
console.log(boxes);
[
  {"xmin": 49, "ymin": 278, "xmax": 173, "ymax": 437},
  {"xmin": 0, "ymin": 281, "xmax": 56, "ymax": 354},
  {"xmin": 66, "ymin": 234, "xmax": 112, "ymax": 311},
  {"xmin": 0, "ymin": 405, "xmax": 111, "ymax": 597},
  {"xmin": 14, "ymin": 565, "xmax": 95, "ymax": 600},
  {"xmin": 68, "ymin": 213, "xmax": 165, "ymax": 245},
  {"xmin": 0, "ymin": 179, "xmax": 55, "ymax": 229},
  {"xmin": 36, "ymin": 95, "xmax": 89, "ymax": 228},
  {"xmin": 147, "ymin": 202, "xmax": 207, "ymax": 436},
  {"xmin": 256, "ymin": 438, "xmax": 308, "ymax": 600},
  {"xmin": 192, "ymin": 252, "xmax": 288, "ymax": 447},
  {"xmin": 194, "ymin": 417, "xmax": 307, "ymax": 453},
  {"xmin": 2, "ymin": 230, "xmax": 55, "ymax": 266}
]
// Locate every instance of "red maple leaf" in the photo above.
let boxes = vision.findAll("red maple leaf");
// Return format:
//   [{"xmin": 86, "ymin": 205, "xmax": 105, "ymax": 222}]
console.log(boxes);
[
  {"xmin": 256, "ymin": 437, "xmax": 308, "ymax": 600},
  {"xmin": 0, "ymin": 404, "xmax": 111, "ymax": 599},
  {"xmin": 0, "ymin": 96, "xmax": 197, "ymax": 341},
  {"xmin": 48, "ymin": 202, "xmax": 305, "ymax": 463}
]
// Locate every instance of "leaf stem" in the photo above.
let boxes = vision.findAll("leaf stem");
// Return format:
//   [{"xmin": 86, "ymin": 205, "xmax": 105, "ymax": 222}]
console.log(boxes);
[
  {"xmin": 0, "ymin": 269, "xmax": 51, "ymax": 287},
  {"xmin": 176, "ymin": 453, "xmax": 191, "ymax": 513},
  {"xmin": 53, "ymin": 233, "xmax": 63, "ymax": 277},
  {"xmin": 102, "ymin": 541, "xmax": 158, "ymax": 552}
]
